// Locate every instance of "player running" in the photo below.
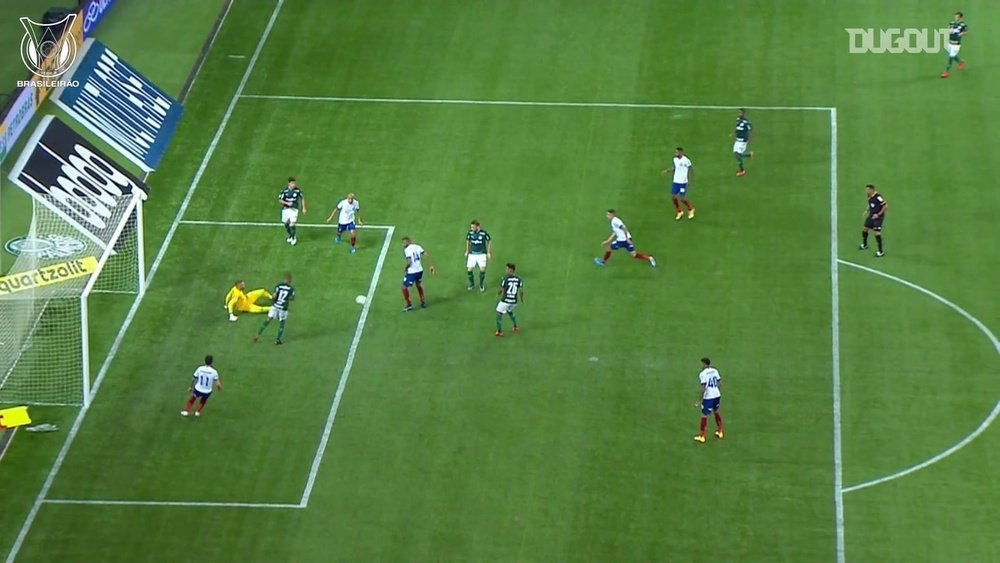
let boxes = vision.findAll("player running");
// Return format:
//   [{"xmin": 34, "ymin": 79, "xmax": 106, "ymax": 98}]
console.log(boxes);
[
  {"xmin": 693, "ymin": 357, "xmax": 724, "ymax": 443},
  {"xmin": 402, "ymin": 236, "xmax": 436, "ymax": 312},
  {"xmin": 733, "ymin": 108, "xmax": 754, "ymax": 176},
  {"xmin": 663, "ymin": 147, "xmax": 695, "ymax": 220},
  {"xmin": 594, "ymin": 209, "xmax": 656, "ymax": 267},
  {"xmin": 181, "ymin": 355, "xmax": 222, "ymax": 418},
  {"xmin": 224, "ymin": 280, "xmax": 271, "ymax": 322},
  {"xmin": 495, "ymin": 263, "xmax": 523, "ymax": 337},
  {"xmin": 860, "ymin": 184, "xmax": 888, "ymax": 257},
  {"xmin": 326, "ymin": 193, "xmax": 362, "ymax": 253},
  {"xmin": 253, "ymin": 274, "xmax": 295, "ymax": 345},
  {"xmin": 941, "ymin": 12, "xmax": 968, "ymax": 78},
  {"xmin": 465, "ymin": 220, "xmax": 493, "ymax": 292},
  {"xmin": 278, "ymin": 177, "xmax": 307, "ymax": 246}
]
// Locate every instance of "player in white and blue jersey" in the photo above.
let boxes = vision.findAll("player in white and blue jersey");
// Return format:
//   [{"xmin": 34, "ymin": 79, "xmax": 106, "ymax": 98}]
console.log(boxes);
[
  {"xmin": 594, "ymin": 209, "xmax": 655, "ymax": 268},
  {"xmin": 693, "ymin": 357, "xmax": 724, "ymax": 443},
  {"xmin": 401, "ymin": 236, "xmax": 436, "ymax": 312},
  {"xmin": 663, "ymin": 147, "xmax": 695, "ymax": 220},
  {"xmin": 326, "ymin": 193, "xmax": 362, "ymax": 253},
  {"xmin": 181, "ymin": 355, "xmax": 222, "ymax": 418}
]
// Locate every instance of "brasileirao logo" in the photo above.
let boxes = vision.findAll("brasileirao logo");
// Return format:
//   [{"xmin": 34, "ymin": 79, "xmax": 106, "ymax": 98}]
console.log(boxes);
[
  {"xmin": 17, "ymin": 13, "xmax": 81, "ymax": 87},
  {"xmin": 845, "ymin": 28, "xmax": 950, "ymax": 54},
  {"xmin": 4, "ymin": 234, "xmax": 86, "ymax": 259}
]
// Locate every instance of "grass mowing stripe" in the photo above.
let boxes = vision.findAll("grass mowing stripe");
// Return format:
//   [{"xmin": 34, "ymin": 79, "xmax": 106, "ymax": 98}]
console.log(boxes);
[
  {"xmin": 830, "ymin": 107, "xmax": 846, "ymax": 563},
  {"xmin": 239, "ymin": 94, "xmax": 834, "ymax": 111},
  {"xmin": 2, "ymin": 2, "xmax": 286, "ymax": 562},
  {"xmin": 838, "ymin": 259, "xmax": 1000, "ymax": 495},
  {"xmin": 299, "ymin": 226, "xmax": 396, "ymax": 506}
]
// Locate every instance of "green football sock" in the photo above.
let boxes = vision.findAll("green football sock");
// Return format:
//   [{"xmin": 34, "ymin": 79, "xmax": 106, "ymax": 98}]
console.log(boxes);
[
  {"xmin": 737, "ymin": 155, "xmax": 745, "ymax": 170},
  {"xmin": 478, "ymin": 271, "xmax": 486, "ymax": 286},
  {"xmin": 257, "ymin": 320, "xmax": 270, "ymax": 336},
  {"xmin": 290, "ymin": 225, "xmax": 297, "ymax": 238},
  {"xmin": 467, "ymin": 271, "xmax": 475, "ymax": 286},
  {"xmin": 277, "ymin": 320, "xmax": 286, "ymax": 341},
  {"xmin": 495, "ymin": 315, "xmax": 503, "ymax": 331},
  {"xmin": 284, "ymin": 223, "xmax": 292, "ymax": 236},
  {"xmin": 509, "ymin": 311, "xmax": 518, "ymax": 327}
]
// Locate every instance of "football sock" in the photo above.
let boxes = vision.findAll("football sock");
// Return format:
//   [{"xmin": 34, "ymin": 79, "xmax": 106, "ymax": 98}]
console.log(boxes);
[
  {"xmin": 402, "ymin": 287, "xmax": 411, "ymax": 305},
  {"xmin": 256, "ymin": 320, "xmax": 270, "ymax": 336},
  {"xmin": 350, "ymin": 235, "xmax": 356, "ymax": 247},
  {"xmin": 184, "ymin": 397, "xmax": 196, "ymax": 411},
  {"xmin": 714, "ymin": 412, "xmax": 723, "ymax": 431},
  {"xmin": 290, "ymin": 225, "xmax": 297, "ymax": 238},
  {"xmin": 946, "ymin": 55, "xmax": 955, "ymax": 70},
  {"xmin": 699, "ymin": 417, "xmax": 708, "ymax": 436},
  {"xmin": 737, "ymin": 155, "xmax": 745, "ymax": 170},
  {"xmin": 276, "ymin": 320, "xmax": 285, "ymax": 341},
  {"xmin": 284, "ymin": 222, "xmax": 292, "ymax": 236},
  {"xmin": 634, "ymin": 253, "xmax": 650, "ymax": 260},
  {"xmin": 683, "ymin": 200, "xmax": 693, "ymax": 210},
  {"xmin": 495, "ymin": 315, "xmax": 503, "ymax": 331},
  {"xmin": 417, "ymin": 285, "xmax": 426, "ymax": 302},
  {"xmin": 509, "ymin": 311, "xmax": 518, "ymax": 328},
  {"xmin": 602, "ymin": 250, "xmax": 612, "ymax": 262},
  {"xmin": 478, "ymin": 271, "xmax": 486, "ymax": 287},
  {"xmin": 467, "ymin": 271, "xmax": 475, "ymax": 286},
  {"xmin": 875, "ymin": 235, "xmax": 883, "ymax": 252},
  {"xmin": 196, "ymin": 398, "xmax": 207, "ymax": 413},
  {"xmin": 862, "ymin": 231, "xmax": 869, "ymax": 245},
  {"xmin": 672, "ymin": 197, "xmax": 681, "ymax": 212}
]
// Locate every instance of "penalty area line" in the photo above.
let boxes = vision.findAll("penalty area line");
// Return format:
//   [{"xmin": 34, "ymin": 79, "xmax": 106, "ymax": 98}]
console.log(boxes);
[
  {"xmin": 43, "ymin": 499, "xmax": 301, "ymax": 509},
  {"xmin": 179, "ymin": 220, "xmax": 393, "ymax": 230}
]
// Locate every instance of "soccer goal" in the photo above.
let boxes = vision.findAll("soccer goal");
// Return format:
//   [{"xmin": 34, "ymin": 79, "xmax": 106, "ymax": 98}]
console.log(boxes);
[{"xmin": 0, "ymin": 117, "xmax": 147, "ymax": 407}]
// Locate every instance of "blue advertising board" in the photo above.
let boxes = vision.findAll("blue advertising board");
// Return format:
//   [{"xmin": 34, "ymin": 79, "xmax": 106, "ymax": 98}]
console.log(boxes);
[
  {"xmin": 82, "ymin": 0, "xmax": 116, "ymax": 38},
  {"xmin": 51, "ymin": 38, "xmax": 183, "ymax": 171}
]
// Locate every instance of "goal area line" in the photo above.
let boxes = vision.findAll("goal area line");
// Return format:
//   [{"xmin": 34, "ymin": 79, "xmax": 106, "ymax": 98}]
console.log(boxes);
[{"xmin": 179, "ymin": 219, "xmax": 393, "ymax": 230}]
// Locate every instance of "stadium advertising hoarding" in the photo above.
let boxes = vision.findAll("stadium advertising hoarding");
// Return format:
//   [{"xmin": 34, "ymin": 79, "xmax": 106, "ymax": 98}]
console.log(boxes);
[
  {"xmin": 52, "ymin": 39, "xmax": 184, "ymax": 171},
  {"xmin": 0, "ymin": 86, "xmax": 37, "ymax": 165},
  {"xmin": 6, "ymin": 115, "xmax": 150, "ymax": 250},
  {"xmin": 82, "ymin": 0, "xmax": 116, "ymax": 37}
]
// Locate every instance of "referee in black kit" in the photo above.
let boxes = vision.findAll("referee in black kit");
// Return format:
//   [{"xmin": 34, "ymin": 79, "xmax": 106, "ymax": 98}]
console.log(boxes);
[{"xmin": 860, "ymin": 184, "xmax": 888, "ymax": 257}]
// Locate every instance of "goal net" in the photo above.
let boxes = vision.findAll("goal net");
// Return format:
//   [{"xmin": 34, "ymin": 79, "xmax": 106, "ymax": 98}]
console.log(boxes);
[{"xmin": 0, "ymin": 182, "xmax": 145, "ymax": 407}]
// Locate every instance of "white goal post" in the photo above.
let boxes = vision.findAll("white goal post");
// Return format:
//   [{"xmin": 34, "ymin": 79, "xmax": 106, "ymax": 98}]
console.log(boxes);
[{"xmin": 0, "ymin": 116, "xmax": 149, "ymax": 407}]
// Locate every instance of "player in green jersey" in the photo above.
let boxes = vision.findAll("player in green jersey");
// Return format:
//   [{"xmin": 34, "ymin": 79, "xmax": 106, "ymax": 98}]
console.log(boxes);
[
  {"xmin": 278, "ymin": 177, "xmax": 307, "ymax": 246},
  {"xmin": 732, "ymin": 109, "xmax": 753, "ymax": 177},
  {"xmin": 495, "ymin": 263, "xmax": 523, "ymax": 337},
  {"xmin": 465, "ymin": 220, "xmax": 493, "ymax": 292},
  {"xmin": 941, "ymin": 12, "xmax": 968, "ymax": 78},
  {"xmin": 253, "ymin": 274, "xmax": 295, "ymax": 345}
]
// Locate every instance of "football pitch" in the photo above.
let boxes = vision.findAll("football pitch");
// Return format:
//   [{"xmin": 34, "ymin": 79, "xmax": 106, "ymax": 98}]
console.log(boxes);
[{"xmin": 2, "ymin": 1, "xmax": 999, "ymax": 562}]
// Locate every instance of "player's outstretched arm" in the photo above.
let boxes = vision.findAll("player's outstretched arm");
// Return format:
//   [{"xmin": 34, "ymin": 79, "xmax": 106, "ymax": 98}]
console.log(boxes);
[
  {"xmin": 326, "ymin": 208, "xmax": 338, "ymax": 223},
  {"xmin": 423, "ymin": 252, "xmax": 436, "ymax": 275},
  {"xmin": 601, "ymin": 234, "xmax": 615, "ymax": 246}
]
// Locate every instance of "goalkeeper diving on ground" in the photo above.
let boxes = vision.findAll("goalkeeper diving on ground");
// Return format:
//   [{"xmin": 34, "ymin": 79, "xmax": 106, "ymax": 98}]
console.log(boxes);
[{"xmin": 224, "ymin": 280, "xmax": 271, "ymax": 322}]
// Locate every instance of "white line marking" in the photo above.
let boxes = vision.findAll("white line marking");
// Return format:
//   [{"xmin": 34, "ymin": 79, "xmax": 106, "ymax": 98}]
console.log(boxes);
[
  {"xmin": 227, "ymin": 54, "xmax": 247, "ymax": 59},
  {"xmin": 43, "ymin": 499, "xmax": 300, "ymax": 509},
  {"xmin": 240, "ymin": 93, "xmax": 834, "ymax": 112},
  {"xmin": 3, "ymin": 2, "xmax": 285, "ymax": 562},
  {"xmin": 839, "ymin": 259, "xmax": 1000, "ymax": 494},
  {"xmin": 829, "ymin": 108, "xmax": 846, "ymax": 563},
  {"xmin": 299, "ymin": 225, "xmax": 396, "ymax": 506},
  {"xmin": 179, "ymin": 219, "xmax": 393, "ymax": 230},
  {"xmin": 185, "ymin": 0, "xmax": 234, "ymax": 98}
]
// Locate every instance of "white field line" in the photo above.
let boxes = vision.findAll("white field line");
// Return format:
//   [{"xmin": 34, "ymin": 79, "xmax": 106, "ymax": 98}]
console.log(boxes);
[
  {"xmin": 179, "ymin": 220, "xmax": 392, "ymax": 230},
  {"xmin": 3, "ymin": 2, "xmax": 286, "ymax": 562},
  {"xmin": 838, "ymin": 259, "xmax": 1000, "ymax": 494},
  {"xmin": 42, "ymin": 499, "xmax": 299, "ymax": 509},
  {"xmin": 299, "ymin": 225, "xmax": 395, "ymax": 506},
  {"xmin": 240, "ymin": 93, "xmax": 834, "ymax": 112},
  {"xmin": 830, "ymin": 108, "xmax": 846, "ymax": 563}
]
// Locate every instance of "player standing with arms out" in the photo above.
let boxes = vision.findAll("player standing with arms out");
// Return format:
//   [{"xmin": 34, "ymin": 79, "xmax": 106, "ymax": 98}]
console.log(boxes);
[
  {"xmin": 181, "ymin": 355, "xmax": 222, "ymax": 417},
  {"xmin": 465, "ymin": 220, "xmax": 493, "ymax": 292},
  {"xmin": 278, "ymin": 177, "xmax": 307, "ymax": 246},
  {"xmin": 253, "ymin": 274, "xmax": 295, "ymax": 345},
  {"xmin": 495, "ymin": 263, "xmax": 523, "ymax": 337},
  {"xmin": 941, "ymin": 12, "xmax": 968, "ymax": 78},
  {"xmin": 693, "ymin": 357, "xmax": 724, "ymax": 443},
  {"xmin": 326, "ymin": 192, "xmax": 362, "ymax": 253},
  {"xmin": 663, "ymin": 147, "xmax": 695, "ymax": 220},
  {"xmin": 224, "ymin": 280, "xmax": 271, "ymax": 322},
  {"xmin": 733, "ymin": 108, "xmax": 754, "ymax": 176},
  {"xmin": 401, "ymin": 236, "xmax": 436, "ymax": 312},
  {"xmin": 594, "ymin": 209, "xmax": 656, "ymax": 267},
  {"xmin": 860, "ymin": 184, "xmax": 888, "ymax": 258}
]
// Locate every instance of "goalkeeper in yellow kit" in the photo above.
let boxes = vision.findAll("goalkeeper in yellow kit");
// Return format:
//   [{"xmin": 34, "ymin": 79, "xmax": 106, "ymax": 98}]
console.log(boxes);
[{"xmin": 225, "ymin": 280, "xmax": 272, "ymax": 322}]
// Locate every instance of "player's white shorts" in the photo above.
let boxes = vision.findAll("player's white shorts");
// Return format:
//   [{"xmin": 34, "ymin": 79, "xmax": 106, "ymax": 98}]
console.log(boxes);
[
  {"xmin": 733, "ymin": 140, "xmax": 749, "ymax": 154},
  {"xmin": 496, "ymin": 301, "xmax": 516, "ymax": 315},
  {"xmin": 946, "ymin": 43, "xmax": 961, "ymax": 58},
  {"xmin": 267, "ymin": 307, "xmax": 288, "ymax": 322},
  {"xmin": 281, "ymin": 208, "xmax": 299, "ymax": 224},
  {"xmin": 466, "ymin": 253, "xmax": 487, "ymax": 270}
]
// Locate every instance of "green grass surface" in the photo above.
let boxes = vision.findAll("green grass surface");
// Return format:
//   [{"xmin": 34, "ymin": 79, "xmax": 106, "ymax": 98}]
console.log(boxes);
[{"xmin": 2, "ymin": 0, "xmax": 999, "ymax": 562}]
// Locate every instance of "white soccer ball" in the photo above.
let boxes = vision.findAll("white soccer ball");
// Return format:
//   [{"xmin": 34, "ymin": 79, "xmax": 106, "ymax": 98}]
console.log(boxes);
[{"xmin": 355, "ymin": 295, "xmax": 366, "ymax": 305}]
